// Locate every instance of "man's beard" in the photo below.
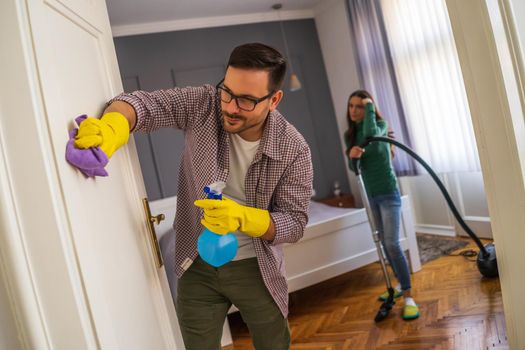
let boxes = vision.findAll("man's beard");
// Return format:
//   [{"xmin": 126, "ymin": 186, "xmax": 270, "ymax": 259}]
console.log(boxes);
[
  {"xmin": 222, "ymin": 111, "xmax": 245, "ymax": 121},
  {"xmin": 222, "ymin": 111, "xmax": 246, "ymax": 134},
  {"xmin": 221, "ymin": 109, "xmax": 268, "ymax": 136}
]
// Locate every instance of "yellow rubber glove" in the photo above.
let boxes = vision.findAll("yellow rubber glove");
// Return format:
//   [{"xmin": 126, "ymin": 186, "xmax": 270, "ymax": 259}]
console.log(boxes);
[
  {"xmin": 194, "ymin": 197, "xmax": 270, "ymax": 237},
  {"xmin": 74, "ymin": 112, "xmax": 130, "ymax": 158}
]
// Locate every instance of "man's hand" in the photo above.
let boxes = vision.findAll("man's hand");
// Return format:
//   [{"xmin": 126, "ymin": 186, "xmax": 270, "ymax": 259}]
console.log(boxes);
[
  {"xmin": 74, "ymin": 112, "xmax": 130, "ymax": 158},
  {"xmin": 194, "ymin": 197, "xmax": 270, "ymax": 237}
]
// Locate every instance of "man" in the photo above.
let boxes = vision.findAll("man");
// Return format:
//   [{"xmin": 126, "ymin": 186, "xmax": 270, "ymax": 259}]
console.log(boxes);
[{"xmin": 75, "ymin": 43, "xmax": 313, "ymax": 350}]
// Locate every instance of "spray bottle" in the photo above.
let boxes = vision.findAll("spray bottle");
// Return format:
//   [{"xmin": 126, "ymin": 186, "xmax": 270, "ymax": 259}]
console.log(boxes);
[{"xmin": 197, "ymin": 181, "xmax": 238, "ymax": 267}]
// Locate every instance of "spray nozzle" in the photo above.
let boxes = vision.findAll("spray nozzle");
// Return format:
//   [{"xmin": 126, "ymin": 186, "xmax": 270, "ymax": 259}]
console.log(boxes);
[{"xmin": 203, "ymin": 181, "xmax": 226, "ymax": 200}]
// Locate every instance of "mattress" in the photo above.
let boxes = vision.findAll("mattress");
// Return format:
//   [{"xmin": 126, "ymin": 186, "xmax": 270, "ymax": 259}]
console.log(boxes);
[{"xmin": 307, "ymin": 200, "xmax": 361, "ymax": 226}]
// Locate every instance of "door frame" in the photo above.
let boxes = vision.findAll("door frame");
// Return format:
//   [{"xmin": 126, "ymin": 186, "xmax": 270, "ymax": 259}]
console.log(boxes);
[{"xmin": 446, "ymin": 0, "xmax": 525, "ymax": 348}]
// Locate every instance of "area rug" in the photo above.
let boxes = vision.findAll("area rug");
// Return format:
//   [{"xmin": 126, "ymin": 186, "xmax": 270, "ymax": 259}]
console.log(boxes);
[{"xmin": 416, "ymin": 233, "xmax": 470, "ymax": 264}]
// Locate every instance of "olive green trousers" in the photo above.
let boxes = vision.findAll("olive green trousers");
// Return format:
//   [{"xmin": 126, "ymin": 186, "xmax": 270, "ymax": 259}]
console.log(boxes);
[{"xmin": 176, "ymin": 256, "xmax": 290, "ymax": 350}]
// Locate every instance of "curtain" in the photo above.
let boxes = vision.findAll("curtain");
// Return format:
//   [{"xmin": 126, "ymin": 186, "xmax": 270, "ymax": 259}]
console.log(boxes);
[
  {"xmin": 348, "ymin": 0, "xmax": 417, "ymax": 176},
  {"xmin": 379, "ymin": 0, "xmax": 480, "ymax": 173}
]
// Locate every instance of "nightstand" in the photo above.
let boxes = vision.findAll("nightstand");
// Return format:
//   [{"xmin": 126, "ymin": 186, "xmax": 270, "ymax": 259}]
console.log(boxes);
[{"xmin": 317, "ymin": 193, "xmax": 355, "ymax": 208}]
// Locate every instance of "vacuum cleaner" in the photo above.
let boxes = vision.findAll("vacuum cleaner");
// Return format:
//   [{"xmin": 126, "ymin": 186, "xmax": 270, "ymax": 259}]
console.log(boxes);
[{"xmin": 353, "ymin": 136, "xmax": 498, "ymax": 322}]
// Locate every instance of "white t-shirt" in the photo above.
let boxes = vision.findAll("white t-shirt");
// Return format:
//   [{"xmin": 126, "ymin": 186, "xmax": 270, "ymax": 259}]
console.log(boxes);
[{"xmin": 222, "ymin": 133, "xmax": 260, "ymax": 260}]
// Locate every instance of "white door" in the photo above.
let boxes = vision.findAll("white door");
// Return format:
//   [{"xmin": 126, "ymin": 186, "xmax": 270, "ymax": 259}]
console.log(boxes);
[{"xmin": 0, "ymin": 0, "xmax": 184, "ymax": 349}]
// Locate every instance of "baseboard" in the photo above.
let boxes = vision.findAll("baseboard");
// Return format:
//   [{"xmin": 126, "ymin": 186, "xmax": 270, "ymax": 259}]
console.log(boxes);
[
  {"xmin": 415, "ymin": 224, "xmax": 456, "ymax": 237},
  {"xmin": 416, "ymin": 219, "xmax": 492, "ymax": 239},
  {"xmin": 456, "ymin": 216, "xmax": 493, "ymax": 239}
]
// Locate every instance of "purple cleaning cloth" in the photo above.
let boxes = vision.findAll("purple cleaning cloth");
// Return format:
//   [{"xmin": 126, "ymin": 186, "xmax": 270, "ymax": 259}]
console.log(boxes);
[{"xmin": 65, "ymin": 115, "xmax": 109, "ymax": 177}]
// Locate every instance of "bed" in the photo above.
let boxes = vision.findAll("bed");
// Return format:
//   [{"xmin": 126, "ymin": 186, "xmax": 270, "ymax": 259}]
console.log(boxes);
[
  {"xmin": 150, "ymin": 195, "xmax": 421, "ymax": 346},
  {"xmin": 286, "ymin": 197, "xmax": 421, "ymax": 293}
]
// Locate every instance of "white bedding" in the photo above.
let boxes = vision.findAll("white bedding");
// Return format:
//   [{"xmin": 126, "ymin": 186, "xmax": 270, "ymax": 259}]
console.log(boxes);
[{"xmin": 307, "ymin": 200, "xmax": 360, "ymax": 226}]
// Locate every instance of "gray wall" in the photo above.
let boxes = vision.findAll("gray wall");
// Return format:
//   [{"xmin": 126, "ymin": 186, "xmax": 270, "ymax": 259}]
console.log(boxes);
[{"xmin": 114, "ymin": 19, "xmax": 350, "ymax": 200}]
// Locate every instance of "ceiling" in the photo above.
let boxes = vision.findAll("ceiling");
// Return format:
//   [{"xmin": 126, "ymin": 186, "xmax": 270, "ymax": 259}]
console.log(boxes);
[{"xmin": 106, "ymin": 0, "xmax": 325, "ymax": 37}]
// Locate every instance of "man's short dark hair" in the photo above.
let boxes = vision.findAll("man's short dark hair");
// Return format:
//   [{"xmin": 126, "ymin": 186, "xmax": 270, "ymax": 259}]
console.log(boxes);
[{"xmin": 227, "ymin": 43, "xmax": 287, "ymax": 92}]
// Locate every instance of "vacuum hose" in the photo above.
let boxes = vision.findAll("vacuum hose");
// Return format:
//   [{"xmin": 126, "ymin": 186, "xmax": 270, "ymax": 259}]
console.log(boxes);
[{"xmin": 358, "ymin": 136, "xmax": 498, "ymax": 278}]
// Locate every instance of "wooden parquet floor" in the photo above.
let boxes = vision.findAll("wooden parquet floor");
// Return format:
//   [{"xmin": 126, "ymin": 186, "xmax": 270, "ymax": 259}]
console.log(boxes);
[{"xmin": 226, "ymin": 239, "xmax": 507, "ymax": 350}]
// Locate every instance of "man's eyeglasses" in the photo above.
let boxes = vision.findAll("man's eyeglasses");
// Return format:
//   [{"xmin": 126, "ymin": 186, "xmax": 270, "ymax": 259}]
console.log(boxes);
[{"xmin": 216, "ymin": 79, "xmax": 275, "ymax": 112}]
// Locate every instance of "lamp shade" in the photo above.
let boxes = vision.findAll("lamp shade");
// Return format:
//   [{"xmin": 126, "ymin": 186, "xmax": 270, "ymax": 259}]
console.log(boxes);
[
  {"xmin": 289, "ymin": 73, "xmax": 302, "ymax": 92},
  {"xmin": 273, "ymin": 3, "xmax": 302, "ymax": 92}
]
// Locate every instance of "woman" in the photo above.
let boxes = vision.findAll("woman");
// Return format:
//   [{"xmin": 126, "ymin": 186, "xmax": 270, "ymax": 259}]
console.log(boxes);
[{"xmin": 344, "ymin": 90, "xmax": 419, "ymax": 320}]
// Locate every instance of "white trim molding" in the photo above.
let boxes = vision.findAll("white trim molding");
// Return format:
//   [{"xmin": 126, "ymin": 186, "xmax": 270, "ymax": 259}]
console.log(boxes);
[
  {"xmin": 456, "ymin": 216, "xmax": 492, "ymax": 239},
  {"xmin": 414, "ymin": 224, "xmax": 456, "ymax": 237},
  {"xmin": 111, "ymin": 9, "xmax": 315, "ymax": 37}
]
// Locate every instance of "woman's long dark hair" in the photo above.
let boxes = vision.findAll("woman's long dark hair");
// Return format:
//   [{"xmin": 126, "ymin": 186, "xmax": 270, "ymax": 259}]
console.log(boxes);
[
  {"xmin": 344, "ymin": 90, "xmax": 384, "ymax": 150},
  {"xmin": 345, "ymin": 90, "xmax": 397, "ymax": 160}
]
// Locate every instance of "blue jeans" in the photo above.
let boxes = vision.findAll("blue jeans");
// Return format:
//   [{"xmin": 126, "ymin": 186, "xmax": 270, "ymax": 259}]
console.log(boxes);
[{"xmin": 369, "ymin": 189, "xmax": 411, "ymax": 291}]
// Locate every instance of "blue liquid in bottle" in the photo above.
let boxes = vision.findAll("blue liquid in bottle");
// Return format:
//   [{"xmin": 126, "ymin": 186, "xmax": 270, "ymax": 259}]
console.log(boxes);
[{"xmin": 197, "ymin": 182, "xmax": 238, "ymax": 267}]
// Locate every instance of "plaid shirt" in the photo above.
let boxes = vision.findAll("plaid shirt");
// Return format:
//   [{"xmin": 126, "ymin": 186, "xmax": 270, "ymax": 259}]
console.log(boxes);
[{"xmin": 114, "ymin": 85, "xmax": 313, "ymax": 317}]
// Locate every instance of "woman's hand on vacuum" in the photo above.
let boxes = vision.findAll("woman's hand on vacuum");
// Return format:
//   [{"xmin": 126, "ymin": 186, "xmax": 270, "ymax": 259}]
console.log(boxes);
[{"xmin": 349, "ymin": 146, "xmax": 365, "ymax": 159}]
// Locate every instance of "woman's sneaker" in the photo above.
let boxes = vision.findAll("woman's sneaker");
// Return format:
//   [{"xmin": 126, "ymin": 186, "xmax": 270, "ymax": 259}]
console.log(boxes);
[
  {"xmin": 378, "ymin": 288, "xmax": 403, "ymax": 301},
  {"xmin": 402, "ymin": 304, "xmax": 420, "ymax": 320}
]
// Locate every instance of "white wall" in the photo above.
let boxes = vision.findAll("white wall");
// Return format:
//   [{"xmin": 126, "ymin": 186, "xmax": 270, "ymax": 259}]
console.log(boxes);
[
  {"xmin": 313, "ymin": 0, "xmax": 363, "ymax": 206},
  {"xmin": 400, "ymin": 172, "xmax": 492, "ymax": 238},
  {"xmin": 313, "ymin": 0, "xmax": 492, "ymax": 238}
]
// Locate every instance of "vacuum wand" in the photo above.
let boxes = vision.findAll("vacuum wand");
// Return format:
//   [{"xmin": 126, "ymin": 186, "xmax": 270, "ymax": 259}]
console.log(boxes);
[{"xmin": 353, "ymin": 158, "xmax": 397, "ymax": 322}]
